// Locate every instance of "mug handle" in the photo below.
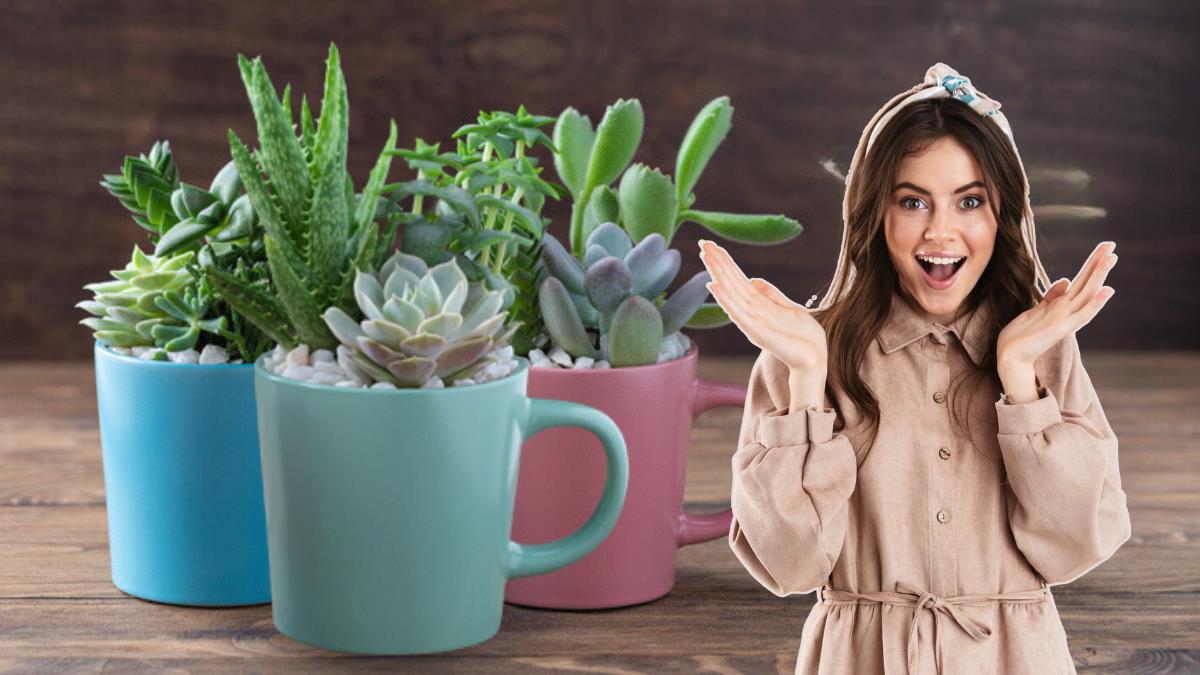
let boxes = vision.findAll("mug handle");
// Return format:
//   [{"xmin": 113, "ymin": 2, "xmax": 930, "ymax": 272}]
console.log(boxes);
[
  {"xmin": 676, "ymin": 378, "xmax": 747, "ymax": 547},
  {"xmin": 505, "ymin": 397, "xmax": 630, "ymax": 579}
]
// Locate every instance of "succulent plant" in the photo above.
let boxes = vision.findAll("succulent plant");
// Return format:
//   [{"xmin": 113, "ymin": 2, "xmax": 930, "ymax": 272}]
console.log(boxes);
[
  {"xmin": 322, "ymin": 251, "xmax": 518, "ymax": 387},
  {"xmin": 552, "ymin": 96, "xmax": 803, "ymax": 331},
  {"xmin": 537, "ymin": 223, "xmax": 710, "ymax": 367},
  {"xmin": 382, "ymin": 106, "xmax": 562, "ymax": 357},
  {"xmin": 77, "ymin": 247, "xmax": 226, "ymax": 353},
  {"xmin": 210, "ymin": 44, "xmax": 401, "ymax": 352}
]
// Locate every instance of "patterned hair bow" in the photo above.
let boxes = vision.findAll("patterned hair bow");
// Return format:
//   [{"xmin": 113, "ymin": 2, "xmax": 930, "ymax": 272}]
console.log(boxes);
[{"xmin": 863, "ymin": 63, "xmax": 1015, "ymax": 154}]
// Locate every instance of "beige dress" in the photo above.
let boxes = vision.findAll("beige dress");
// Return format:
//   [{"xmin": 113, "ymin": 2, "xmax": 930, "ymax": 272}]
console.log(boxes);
[{"xmin": 728, "ymin": 290, "xmax": 1132, "ymax": 674}]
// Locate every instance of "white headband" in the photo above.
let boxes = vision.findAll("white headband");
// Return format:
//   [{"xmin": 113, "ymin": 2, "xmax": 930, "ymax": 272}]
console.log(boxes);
[{"xmin": 819, "ymin": 62, "xmax": 1051, "ymax": 311}]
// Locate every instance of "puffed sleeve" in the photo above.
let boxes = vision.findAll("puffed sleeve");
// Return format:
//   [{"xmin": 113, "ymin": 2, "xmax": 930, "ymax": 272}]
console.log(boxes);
[
  {"xmin": 728, "ymin": 349, "xmax": 858, "ymax": 597},
  {"xmin": 995, "ymin": 332, "xmax": 1132, "ymax": 586}
]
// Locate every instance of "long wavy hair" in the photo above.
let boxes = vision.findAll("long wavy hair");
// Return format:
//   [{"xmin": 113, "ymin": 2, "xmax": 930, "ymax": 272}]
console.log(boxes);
[{"xmin": 812, "ymin": 97, "xmax": 1044, "ymax": 452}]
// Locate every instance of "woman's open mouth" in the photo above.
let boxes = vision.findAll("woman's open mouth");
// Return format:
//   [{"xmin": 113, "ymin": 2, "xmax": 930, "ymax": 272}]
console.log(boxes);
[{"xmin": 916, "ymin": 255, "xmax": 967, "ymax": 290}]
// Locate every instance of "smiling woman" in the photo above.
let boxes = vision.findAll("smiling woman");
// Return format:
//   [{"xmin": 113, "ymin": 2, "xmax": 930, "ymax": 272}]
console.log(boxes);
[
  {"xmin": 886, "ymin": 137, "xmax": 999, "ymax": 322},
  {"xmin": 702, "ymin": 63, "xmax": 1126, "ymax": 675}
]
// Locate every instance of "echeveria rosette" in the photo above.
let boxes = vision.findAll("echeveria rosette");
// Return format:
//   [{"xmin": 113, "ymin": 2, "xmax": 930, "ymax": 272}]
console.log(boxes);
[
  {"xmin": 537, "ymin": 223, "xmax": 710, "ymax": 367},
  {"xmin": 322, "ymin": 252, "xmax": 519, "ymax": 388},
  {"xmin": 77, "ymin": 246, "xmax": 227, "ymax": 354}
]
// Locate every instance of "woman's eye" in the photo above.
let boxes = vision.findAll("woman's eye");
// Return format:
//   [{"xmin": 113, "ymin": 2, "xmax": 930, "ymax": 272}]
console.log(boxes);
[
  {"xmin": 961, "ymin": 195, "xmax": 984, "ymax": 209},
  {"xmin": 901, "ymin": 197, "xmax": 925, "ymax": 210}
]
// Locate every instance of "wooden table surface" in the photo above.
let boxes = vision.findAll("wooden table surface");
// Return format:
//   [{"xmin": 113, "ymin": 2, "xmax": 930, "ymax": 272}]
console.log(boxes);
[{"xmin": 1, "ymin": 355, "xmax": 1197, "ymax": 674}]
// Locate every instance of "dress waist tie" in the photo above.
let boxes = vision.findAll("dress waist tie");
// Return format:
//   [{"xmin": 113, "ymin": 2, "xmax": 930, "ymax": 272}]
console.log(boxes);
[{"xmin": 819, "ymin": 580, "xmax": 1049, "ymax": 674}]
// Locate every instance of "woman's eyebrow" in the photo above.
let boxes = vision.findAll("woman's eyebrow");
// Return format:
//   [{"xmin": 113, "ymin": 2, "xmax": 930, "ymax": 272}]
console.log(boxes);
[{"xmin": 893, "ymin": 180, "xmax": 985, "ymax": 195}]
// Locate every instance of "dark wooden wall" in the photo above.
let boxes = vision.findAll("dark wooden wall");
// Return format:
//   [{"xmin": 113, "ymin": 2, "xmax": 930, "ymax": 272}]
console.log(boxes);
[{"xmin": 2, "ymin": 0, "xmax": 1196, "ymax": 359}]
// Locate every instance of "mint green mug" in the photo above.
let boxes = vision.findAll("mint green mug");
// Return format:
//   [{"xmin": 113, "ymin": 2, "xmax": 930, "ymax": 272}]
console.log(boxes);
[{"xmin": 253, "ymin": 356, "xmax": 628, "ymax": 654}]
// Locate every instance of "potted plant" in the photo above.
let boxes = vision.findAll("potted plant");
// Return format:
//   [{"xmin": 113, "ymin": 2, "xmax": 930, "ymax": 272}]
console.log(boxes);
[
  {"xmin": 505, "ymin": 97, "xmax": 804, "ymax": 608},
  {"xmin": 216, "ymin": 44, "xmax": 630, "ymax": 654},
  {"xmin": 78, "ymin": 141, "xmax": 274, "ymax": 605}
]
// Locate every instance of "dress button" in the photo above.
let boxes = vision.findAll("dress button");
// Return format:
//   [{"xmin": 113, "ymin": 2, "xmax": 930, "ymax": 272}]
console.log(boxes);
[
  {"xmin": 933, "ymin": 391, "xmax": 946, "ymax": 404},
  {"xmin": 937, "ymin": 509, "xmax": 950, "ymax": 524},
  {"xmin": 939, "ymin": 447, "xmax": 951, "ymax": 460}
]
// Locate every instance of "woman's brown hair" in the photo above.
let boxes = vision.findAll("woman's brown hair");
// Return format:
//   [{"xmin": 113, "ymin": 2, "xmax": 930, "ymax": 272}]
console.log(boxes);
[{"xmin": 813, "ymin": 97, "xmax": 1043, "ymax": 452}]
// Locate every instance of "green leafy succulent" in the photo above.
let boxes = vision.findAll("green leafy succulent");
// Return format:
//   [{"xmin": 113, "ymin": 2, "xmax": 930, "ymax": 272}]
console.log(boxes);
[
  {"xmin": 210, "ymin": 43, "xmax": 401, "ymax": 351},
  {"xmin": 382, "ymin": 105, "xmax": 562, "ymax": 356},
  {"xmin": 323, "ymin": 251, "xmax": 517, "ymax": 387},
  {"xmin": 553, "ymin": 96, "xmax": 804, "ymax": 330},
  {"xmin": 77, "ymin": 247, "xmax": 226, "ymax": 353},
  {"xmin": 86, "ymin": 141, "xmax": 273, "ymax": 362}
]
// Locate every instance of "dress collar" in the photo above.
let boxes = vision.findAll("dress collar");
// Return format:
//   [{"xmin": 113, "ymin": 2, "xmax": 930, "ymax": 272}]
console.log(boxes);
[{"xmin": 876, "ymin": 290, "xmax": 994, "ymax": 367}]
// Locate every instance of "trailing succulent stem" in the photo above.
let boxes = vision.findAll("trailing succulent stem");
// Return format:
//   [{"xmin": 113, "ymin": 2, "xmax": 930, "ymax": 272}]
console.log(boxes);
[{"xmin": 382, "ymin": 105, "xmax": 562, "ymax": 356}]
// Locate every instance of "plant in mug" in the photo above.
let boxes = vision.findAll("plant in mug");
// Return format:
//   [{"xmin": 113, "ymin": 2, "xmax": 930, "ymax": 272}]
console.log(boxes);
[
  {"xmin": 211, "ymin": 44, "xmax": 401, "ymax": 355},
  {"xmin": 80, "ymin": 142, "xmax": 274, "ymax": 363},
  {"xmin": 535, "ymin": 224, "xmax": 708, "ymax": 368},
  {"xmin": 382, "ymin": 106, "xmax": 561, "ymax": 356},
  {"xmin": 303, "ymin": 251, "xmax": 519, "ymax": 389},
  {"xmin": 534, "ymin": 96, "xmax": 803, "ymax": 366}
]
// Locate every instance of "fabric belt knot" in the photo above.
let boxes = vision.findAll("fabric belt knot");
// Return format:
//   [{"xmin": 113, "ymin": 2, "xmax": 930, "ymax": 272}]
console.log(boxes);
[{"xmin": 820, "ymin": 580, "xmax": 1049, "ymax": 674}]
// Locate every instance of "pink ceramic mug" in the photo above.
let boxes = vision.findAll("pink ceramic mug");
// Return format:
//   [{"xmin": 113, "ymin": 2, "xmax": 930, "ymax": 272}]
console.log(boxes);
[{"xmin": 505, "ymin": 344, "xmax": 746, "ymax": 608}]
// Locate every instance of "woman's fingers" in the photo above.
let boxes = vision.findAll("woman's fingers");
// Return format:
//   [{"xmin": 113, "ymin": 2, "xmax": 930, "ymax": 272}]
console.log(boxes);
[
  {"xmin": 707, "ymin": 281, "xmax": 766, "ymax": 348},
  {"xmin": 1067, "ymin": 241, "xmax": 1116, "ymax": 303},
  {"xmin": 700, "ymin": 241, "xmax": 760, "ymax": 309},
  {"xmin": 751, "ymin": 277, "xmax": 801, "ymax": 309}
]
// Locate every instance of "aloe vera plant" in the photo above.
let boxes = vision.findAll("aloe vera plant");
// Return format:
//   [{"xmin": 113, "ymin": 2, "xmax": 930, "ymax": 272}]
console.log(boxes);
[
  {"xmin": 553, "ymin": 96, "xmax": 803, "ymax": 331},
  {"xmin": 210, "ymin": 44, "xmax": 400, "ymax": 351},
  {"xmin": 322, "ymin": 251, "xmax": 518, "ymax": 388}
]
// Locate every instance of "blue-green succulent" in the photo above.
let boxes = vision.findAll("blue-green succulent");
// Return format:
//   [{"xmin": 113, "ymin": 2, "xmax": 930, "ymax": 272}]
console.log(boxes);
[{"xmin": 537, "ymin": 223, "xmax": 710, "ymax": 367}]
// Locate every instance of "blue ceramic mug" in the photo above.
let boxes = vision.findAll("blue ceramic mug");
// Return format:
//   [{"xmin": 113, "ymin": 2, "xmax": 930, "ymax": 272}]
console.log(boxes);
[{"xmin": 93, "ymin": 343, "xmax": 270, "ymax": 605}]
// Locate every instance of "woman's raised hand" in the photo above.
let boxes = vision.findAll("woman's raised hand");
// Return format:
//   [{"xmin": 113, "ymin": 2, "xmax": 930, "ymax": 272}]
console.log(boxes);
[
  {"xmin": 997, "ymin": 240, "xmax": 1117, "ymax": 368},
  {"xmin": 698, "ymin": 239, "xmax": 828, "ymax": 374}
]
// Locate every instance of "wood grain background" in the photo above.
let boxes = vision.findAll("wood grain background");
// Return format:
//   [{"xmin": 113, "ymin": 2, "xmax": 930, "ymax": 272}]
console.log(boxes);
[{"xmin": 2, "ymin": 0, "xmax": 1196, "ymax": 359}]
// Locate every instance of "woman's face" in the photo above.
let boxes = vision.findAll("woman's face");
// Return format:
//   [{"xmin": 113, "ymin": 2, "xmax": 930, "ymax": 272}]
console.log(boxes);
[{"xmin": 884, "ymin": 136, "xmax": 998, "ymax": 324}]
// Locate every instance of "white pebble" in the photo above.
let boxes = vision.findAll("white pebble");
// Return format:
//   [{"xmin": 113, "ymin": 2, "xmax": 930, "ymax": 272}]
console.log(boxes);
[
  {"xmin": 530, "ymin": 354, "xmax": 554, "ymax": 368},
  {"xmin": 272, "ymin": 344, "xmax": 287, "ymax": 361},
  {"xmin": 423, "ymin": 376, "xmax": 444, "ymax": 389},
  {"xmin": 573, "ymin": 356, "xmax": 595, "ymax": 369},
  {"xmin": 451, "ymin": 378, "xmax": 475, "ymax": 387},
  {"xmin": 528, "ymin": 348, "xmax": 546, "ymax": 362},
  {"xmin": 594, "ymin": 360, "xmax": 611, "ymax": 369},
  {"xmin": 286, "ymin": 344, "xmax": 310, "ymax": 367},
  {"xmin": 335, "ymin": 380, "xmax": 359, "ymax": 387},
  {"xmin": 168, "ymin": 349, "xmax": 200, "ymax": 364},
  {"xmin": 138, "ymin": 349, "xmax": 163, "ymax": 360},
  {"xmin": 314, "ymin": 360, "xmax": 344, "ymax": 375},
  {"xmin": 111, "ymin": 346, "xmax": 132, "ymax": 356},
  {"xmin": 311, "ymin": 349, "xmax": 335, "ymax": 364},
  {"xmin": 282, "ymin": 365, "xmax": 316, "ymax": 381},
  {"xmin": 370, "ymin": 381, "xmax": 397, "ymax": 390},
  {"xmin": 548, "ymin": 346, "xmax": 573, "ymax": 367},
  {"xmin": 311, "ymin": 370, "xmax": 343, "ymax": 386},
  {"xmin": 132, "ymin": 346, "xmax": 153, "ymax": 357},
  {"xmin": 199, "ymin": 344, "xmax": 229, "ymax": 365}
]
